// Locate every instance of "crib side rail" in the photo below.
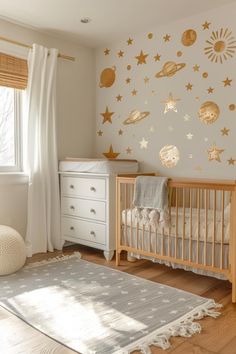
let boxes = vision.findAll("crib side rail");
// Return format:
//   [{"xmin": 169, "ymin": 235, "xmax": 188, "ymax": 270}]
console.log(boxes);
[{"xmin": 116, "ymin": 176, "xmax": 236, "ymax": 291}]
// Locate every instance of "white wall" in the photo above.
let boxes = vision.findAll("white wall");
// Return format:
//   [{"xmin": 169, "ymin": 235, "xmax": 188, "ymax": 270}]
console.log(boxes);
[
  {"xmin": 95, "ymin": 2, "xmax": 236, "ymax": 179},
  {"xmin": 0, "ymin": 18, "xmax": 95, "ymax": 237}
]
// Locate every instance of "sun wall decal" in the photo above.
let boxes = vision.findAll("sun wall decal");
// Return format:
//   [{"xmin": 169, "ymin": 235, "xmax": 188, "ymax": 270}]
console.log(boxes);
[{"xmin": 204, "ymin": 28, "xmax": 236, "ymax": 63}]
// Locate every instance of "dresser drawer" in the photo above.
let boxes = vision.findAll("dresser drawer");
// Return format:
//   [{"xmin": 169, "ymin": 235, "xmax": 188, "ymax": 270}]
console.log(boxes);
[
  {"xmin": 61, "ymin": 217, "xmax": 106, "ymax": 245},
  {"xmin": 61, "ymin": 176, "xmax": 106, "ymax": 199},
  {"xmin": 61, "ymin": 197, "xmax": 106, "ymax": 222}
]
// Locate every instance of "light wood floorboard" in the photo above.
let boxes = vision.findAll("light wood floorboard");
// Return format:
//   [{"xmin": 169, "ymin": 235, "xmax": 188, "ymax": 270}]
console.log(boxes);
[{"xmin": 0, "ymin": 245, "xmax": 235, "ymax": 354}]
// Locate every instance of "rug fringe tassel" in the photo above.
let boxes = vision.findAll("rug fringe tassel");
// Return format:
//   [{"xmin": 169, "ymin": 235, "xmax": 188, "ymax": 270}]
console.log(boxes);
[
  {"xmin": 24, "ymin": 252, "xmax": 81, "ymax": 269},
  {"xmin": 119, "ymin": 300, "xmax": 222, "ymax": 354}
]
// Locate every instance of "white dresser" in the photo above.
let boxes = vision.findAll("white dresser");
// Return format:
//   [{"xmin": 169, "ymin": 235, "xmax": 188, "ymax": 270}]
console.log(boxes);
[{"xmin": 60, "ymin": 172, "xmax": 116, "ymax": 260}]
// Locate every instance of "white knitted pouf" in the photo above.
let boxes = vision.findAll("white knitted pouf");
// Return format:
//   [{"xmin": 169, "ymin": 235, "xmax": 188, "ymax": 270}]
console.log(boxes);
[{"xmin": 0, "ymin": 225, "xmax": 26, "ymax": 275}]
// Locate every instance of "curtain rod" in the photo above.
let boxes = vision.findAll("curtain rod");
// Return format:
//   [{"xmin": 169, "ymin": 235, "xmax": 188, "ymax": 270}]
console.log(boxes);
[{"xmin": 0, "ymin": 35, "xmax": 76, "ymax": 61}]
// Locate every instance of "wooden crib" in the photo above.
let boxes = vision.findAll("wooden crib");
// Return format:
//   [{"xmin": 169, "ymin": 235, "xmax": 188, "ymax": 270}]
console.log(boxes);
[{"xmin": 116, "ymin": 174, "xmax": 236, "ymax": 303}]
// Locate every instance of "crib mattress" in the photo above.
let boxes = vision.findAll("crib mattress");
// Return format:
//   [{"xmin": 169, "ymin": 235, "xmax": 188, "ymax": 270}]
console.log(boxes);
[
  {"xmin": 59, "ymin": 158, "xmax": 138, "ymax": 174},
  {"xmin": 122, "ymin": 207, "xmax": 230, "ymax": 243}
]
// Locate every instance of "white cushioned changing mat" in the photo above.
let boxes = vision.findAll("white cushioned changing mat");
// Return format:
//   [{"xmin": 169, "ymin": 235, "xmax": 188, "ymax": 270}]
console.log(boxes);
[{"xmin": 59, "ymin": 158, "xmax": 138, "ymax": 174}]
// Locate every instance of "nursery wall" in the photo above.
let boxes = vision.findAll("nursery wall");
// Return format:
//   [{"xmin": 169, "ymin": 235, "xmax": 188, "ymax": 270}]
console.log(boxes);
[
  {"xmin": 95, "ymin": 2, "xmax": 236, "ymax": 179},
  {"xmin": 0, "ymin": 18, "xmax": 95, "ymax": 237}
]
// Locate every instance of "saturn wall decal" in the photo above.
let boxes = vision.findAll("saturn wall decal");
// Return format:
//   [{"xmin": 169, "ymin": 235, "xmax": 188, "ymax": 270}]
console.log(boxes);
[
  {"xmin": 155, "ymin": 61, "xmax": 186, "ymax": 78},
  {"xmin": 123, "ymin": 110, "xmax": 150, "ymax": 125}
]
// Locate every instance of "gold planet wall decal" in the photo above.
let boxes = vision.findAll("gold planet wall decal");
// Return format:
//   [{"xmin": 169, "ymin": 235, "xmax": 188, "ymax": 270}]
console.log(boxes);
[
  {"xmin": 229, "ymin": 104, "xmax": 235, "ymax": 111},
  {"xmin": 181, "ymin": 29, "xmax": 197, "ymax": 46},
  {"xmin": 198, "ymin": 101, "xmax": 220, "ymax": 124},
  {"xmin": 155, "ymin": 61, "xmax": 186, "ymax": 78},
  {"xmin": 99, "ymin": 66, "xmax": 116, "ymax": 88},
  {"xmin": 204, "ymin": 28, "xmax": 236, "ymax": 63},
  {"xmin": 159, "ymin": 145, "xmax": 180, "ymax": 168},
  {"xmin": 123, "ymin": 110, "xmax": 150, "ymax": 125}
]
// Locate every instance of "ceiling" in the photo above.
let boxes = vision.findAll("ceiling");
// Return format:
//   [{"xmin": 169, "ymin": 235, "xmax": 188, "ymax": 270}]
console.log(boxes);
[{"xmin": 0, "ymin": 0, "xmax": 235, "ymax": 47}]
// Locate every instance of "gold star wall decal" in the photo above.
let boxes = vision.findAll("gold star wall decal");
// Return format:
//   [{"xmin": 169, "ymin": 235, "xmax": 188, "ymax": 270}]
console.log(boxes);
[
  {"xmin": 154, "ymin": 53, "xmax": 161, "ymax": 61},
  {"xmin": 162, "ymin": 93, "xmax": 180, "ymax": 113},
  {"xmin": 97, "ymin": 130, "xmax": 103, "ymax": 136},
  {"xmin": 118, "ymin": 129, "xmax": 123, "ymax": 135},
  {"xmin": 149, "ymin": 126, "xmax": 155, "ymax": 132},
  {"xmin": 177, "ymin": 51, "xmax": 182, "ymax": 57},
  {"xmin": 202, "ymin": 21, "xmax": 211, "ymax": 30},
  {"xmin": 116, "ymin": 94, "xmax": 122, "ymax": 102},
  {"xmin": 104, "ymin": 48, "xmax": 110, "ymax": 55},
  {"xmin": 144, "ymin": 76, "xmax": 149, "ymax": 84},
  {"xmin": 228, "ymin": 158, "xmax": 235, "ymax": 165},
  {"xmin": 207, "ymin": 87, "xmax": 214, "ymax": 94},
  {"xmin": 103, "ymin": 145, "xmax": 120, "ymax": 159},
  {"xmin": 184, "ymin": 114, "xmax": 190, "ymax": 121},
  {"xmin": 126, "ymin": 78, "xmax": 131, "ymax": 84},
  {"xmin": 118, "ymin": 50, "xmax": 124, "ymax": 58},
  {"xmin": 221, "ymin": 127, "xmax": 229, "ymax": 136},
  {"xmin": 127, "ymin": 38, "xmax": 133, "ymax": 45},
  {"xmin": 127, "ymin": 65, "xmax": 131, "ymax": 70},
  {"xmin": 131, "ymin": 89, "xmax": 138, "ymax": 96},
  {"xmin": 207, "ymin": 144, "xmax": 224, "ymax": 162},
  {"xmin": 186, "ymin": 133, "xmax": 193, "ymax": 140},
  {"xmin": 223, "ymin": 77, "xmax": 232, "ymax": 86},
  {"xmin": 101, "ymin": 106, "xmax": 114, "ymax": 124},
  {"xmin": 135, "ymin": 50, "xmax": 148, "ymax": 65},
  {"xmin": 163, "ymin": 34, "xmax": 171, "ymax": 42},
  {"xmin": 186, "ymin": 83, "xmax": 193, "ymax": 91},
  {"xmin": 139, "ymin": 137, "xmax": 148, "ymax": 149},
  {"xmin": 126, "ymin": 147, "xmax": 132, "ymax": 154},
  {"xmin": 193, "ymin": 64, "xmax": 200, "ymax": 72}
]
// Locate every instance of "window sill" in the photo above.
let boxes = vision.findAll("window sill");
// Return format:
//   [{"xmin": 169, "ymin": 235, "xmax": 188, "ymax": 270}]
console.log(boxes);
[{"xmin": 0, "ymin": 172, "xmax": 29, "ymax": 185}]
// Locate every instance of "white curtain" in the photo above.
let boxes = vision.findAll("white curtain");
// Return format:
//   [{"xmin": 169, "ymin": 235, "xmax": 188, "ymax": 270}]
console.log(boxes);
[{"xmin": 25, "ymin": 44, "xmax": 61, "ymax": 256}]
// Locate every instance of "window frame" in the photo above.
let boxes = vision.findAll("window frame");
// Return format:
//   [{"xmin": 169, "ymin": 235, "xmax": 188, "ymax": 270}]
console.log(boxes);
[{"xmin": 0, "ymin": 88, "xmax": 23, "ymax": 173}]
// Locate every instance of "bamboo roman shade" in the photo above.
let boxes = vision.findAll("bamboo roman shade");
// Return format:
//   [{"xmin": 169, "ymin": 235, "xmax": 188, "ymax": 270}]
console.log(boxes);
[{"xmin": 0, "ymin": 52, "xmax": 28, "ymax": 90}]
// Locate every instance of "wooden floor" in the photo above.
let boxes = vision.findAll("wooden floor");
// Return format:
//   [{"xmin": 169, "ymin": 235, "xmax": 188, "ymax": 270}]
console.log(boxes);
[{"xmin": 0, "ymin": 245, "xmax": 236, "ymax": 354}]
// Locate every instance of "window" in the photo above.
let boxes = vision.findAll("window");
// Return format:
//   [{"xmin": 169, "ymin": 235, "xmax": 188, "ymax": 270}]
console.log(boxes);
[
  {"xmin": 0, "ymin": 86, "xmax": 22, "ymax": 172},
  {"xmin": 0, "ymin": 52, "xmax": 27, "ymax": 173}
]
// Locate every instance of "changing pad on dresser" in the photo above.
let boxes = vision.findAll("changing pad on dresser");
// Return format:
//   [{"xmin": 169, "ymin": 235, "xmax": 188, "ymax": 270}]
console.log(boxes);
[{"xmin": 59, "ymin": 158, "xmax": 139, "ymax": 174}]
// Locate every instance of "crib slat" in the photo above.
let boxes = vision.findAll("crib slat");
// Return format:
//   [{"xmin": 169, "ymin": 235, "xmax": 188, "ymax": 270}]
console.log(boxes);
[
  {"xmin": 149, "ymin": 225, "xmax": 151, "ymax": 253},
  {"xmin": 161, "ymin": 227, "xmax": 164, "ymax": 256},
  {"xmin": 212, "ymin": 190, "xmax": 216, "ymax": 267},
  {"xmin": 182, "ymin": 188, "xmax": 185, "ymax": 260},
  {"xmin": 168, "ymin": 188, "xmax": 172, "ymax": 257},
  {"xmin": 175, "ymin": 189, "xmax": 178, "ymax": 259},
  {"xmin": 189, "ymin": 188, "xmax": 193, "ymax": 262},
  {"xmin": 204, "ymin": 189, "xmax": 209, "ymax": 266},
  {"xmin": 142, "ymin": 224, "xmax": 145, "ymax": 251},
  {"xmin": 124, "ymin": 184, "xmax": 128, "ymax": 246},
  {"xmin": 197, "ymin": 189, "xmax": 200, "ymax": 264},
  {"xmin": 221, "ymin": 190, "xmax": 225, "ymax": 269},
  {"xmin": 136, "ymin": 222, "xmax": 139, "ymax": 249},
  {"xmin": 130, "ymin": 184, "xmax": 133, "ymax": 248}
]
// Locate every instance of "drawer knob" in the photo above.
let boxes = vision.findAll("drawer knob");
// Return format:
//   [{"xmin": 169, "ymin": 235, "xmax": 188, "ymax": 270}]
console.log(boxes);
[
  {"xmin": 90, "ymin": 231, "xmax": 95, "ymax": 236},
  {"xmin": 90, "ymin": 186, "xmax": 96, "ymax": 192},
  {"xmin": 90, "ymin": 208, "xmax": 96, "ymax": 214},
  {"xmin": 70, "ymin": 226, "xmax": 74, "ymax": 230},
  {"xmin": 70, "ymin": 205, "xmax": 75, "ymax": 210},
  {"xmin": 70, "ymin": 185, "xmax": 74, "ymax": 189}
]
